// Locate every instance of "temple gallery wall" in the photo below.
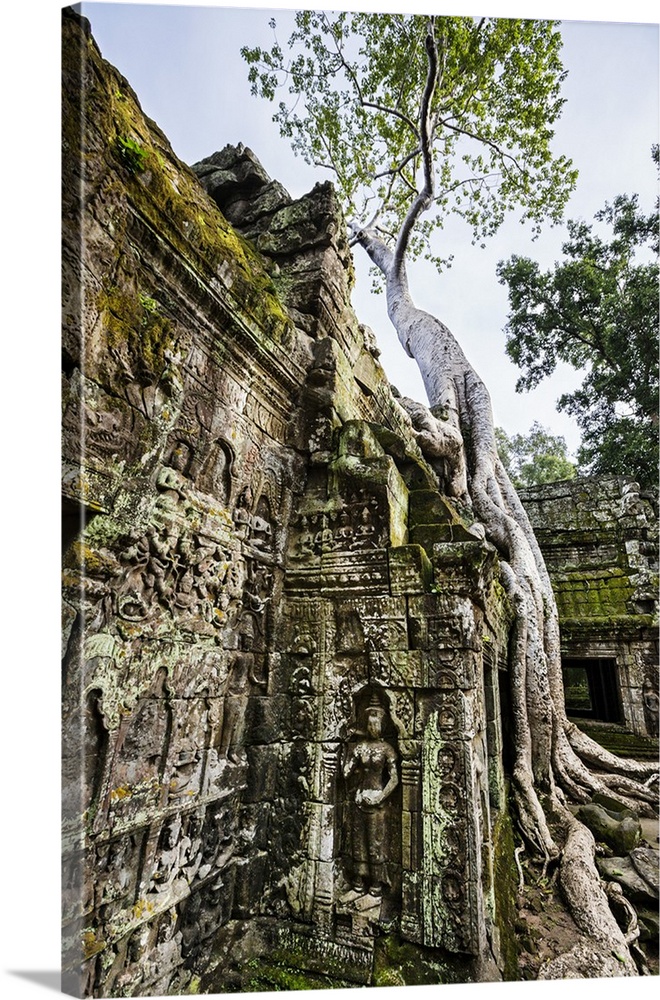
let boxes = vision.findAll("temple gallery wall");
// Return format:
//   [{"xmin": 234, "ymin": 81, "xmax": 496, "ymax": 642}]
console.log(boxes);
[{"xmin": 61, "ymin": 9, "xmax": 658, "ymax": 997}]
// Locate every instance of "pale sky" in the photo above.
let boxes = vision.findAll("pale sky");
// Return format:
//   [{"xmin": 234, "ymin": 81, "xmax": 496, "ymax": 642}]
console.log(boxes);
[{"xmin": 79, "ymin": 0, "xmax": 659, "ymax": 456}]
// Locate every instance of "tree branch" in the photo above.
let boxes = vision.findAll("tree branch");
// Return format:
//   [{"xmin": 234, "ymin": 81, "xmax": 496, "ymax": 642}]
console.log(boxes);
[
  {"xmin": 438, "ymin": 118, "xmax": 525, "ymax": 174},
  {"xmin": 373, "ymin": 147, "xmax": 421, "ymax": 181},
  {"xmin": 536, "ymin": 291, "xmax": 621, "ymax": 373},
  {"xmin": 349, "ymin": 222, "xmax": 395, "ymax": 278},
  {"xmin": 392, "ymin": 21, "xmax": 439, "ymax": 281},
  {"xmin": 361, "ymin": 100, "xmax": 420, "ymax": 137},
  {"xmin": 320, "ymin": 12, "xmax": 420, "ymax": 140}
]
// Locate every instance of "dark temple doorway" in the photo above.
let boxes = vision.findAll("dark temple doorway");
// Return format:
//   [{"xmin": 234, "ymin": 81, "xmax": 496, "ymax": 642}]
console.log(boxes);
[{"xmin": 562, "ymin": 657, "xmax": 622, "ymax": 723}]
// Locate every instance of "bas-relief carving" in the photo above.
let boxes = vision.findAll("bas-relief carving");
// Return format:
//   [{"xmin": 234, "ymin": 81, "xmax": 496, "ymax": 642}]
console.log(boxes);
[
  {"xmin": 275, "ymin": 508, "xmax": 490, "ymax": 953},
  {"xmin": 175, "ymin": 811, "xmax": 204, "ymax": 886},
  {"xmin": 289, "ymin": 496, "xmax": 386, "ymax": 563},
  {"xmin": 243, "ymin": 559, "xmax": 274, "ymax": 616},
  {"xmin": 65, "ymin": 449, "xmax": 495, "ymax": 990},
  {"xmin": 148, "ymin": 813, "xmax": 187, "ymax": 897},
  {"xmin": 219, "ymin": 617, "xmax": 268, "ymax": 764},
  {"xmin": 104, "ymin": 522, "xmax": 238, "ymax": 635},
  {"xmin": 329, "ymin": 689, "xmax": 403, "ymax": 938},
  {"xmin": 342, "ymin": 705, "xmax": 399, "ymax": 898},
  {"xmin": 63, "ymin": 685, "xmax": 110, "ymax": 827},
  {"xmin": 171, "ymin": 716, "xmax": 206, "ymax": 805},
  {"xmin": 265, "ymin": 740, "xmax": 314, "ymax": 915},
  {"xmin": 334, "ymin": 604, "xmax": 365, "ymax": 653},
  {"xmin": 199, "ymin": 438, "xmax": 233, "ymax": 502},
  {"xmin": 207, "ymin": 800, "xmax": 240, "ymax": 875},
  {"xmin": 253, "ymin": 494, "xmax": 275, "ymax": 553},
  {"xmin": 178, "ymin": 867, "xmax": 239, "ymax": 975},
  {"xmin": 111, "ymin": 923, "xmax": 152, "ymax": 998},
  {"xmin": 94, "ymin": 833, "xmax": 141, "ymax": 925},
  {"xmin": 147, "ymin": 909, "xmax": 186, "ymax": 996},
  {"xmin": 159, "ymin": 423, "xmax": 235, "ymax": 509},
  {"xmin": 156, "ymin": 441, "xmax": 194, "ymax": 510},
  {"xmin": 642, "ymin": 676, "xmax": 659, "ymax": 736},
  {"xmin": 233, "ymin": 487, "xmax": 278, "ymax": 563},
  {"xmin": 62, "ymin": 371, "xmax": 144, "ymax": 472},
  {"xmin": 99, "ymin": 696, "xmax": 170, "ymax": 829}
]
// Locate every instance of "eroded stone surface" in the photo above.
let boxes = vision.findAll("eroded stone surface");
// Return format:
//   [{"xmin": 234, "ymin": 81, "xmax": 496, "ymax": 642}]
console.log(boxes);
[{"xmin": 62, "ymin": 8, "xmax": 658, "ymax": 997}]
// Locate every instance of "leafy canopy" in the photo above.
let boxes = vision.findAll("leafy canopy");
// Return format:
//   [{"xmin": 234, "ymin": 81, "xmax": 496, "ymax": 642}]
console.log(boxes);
[
  {"xmin": 497, "ymin": 148, "xmax": 659, "ymax": 490},
  {"xmin": 242, "ymin": 11, "xmax": 577, "ymax": 270},
  {"xmin": 496, "ymin": 423, "xmax": 576, "ymax": 488}
]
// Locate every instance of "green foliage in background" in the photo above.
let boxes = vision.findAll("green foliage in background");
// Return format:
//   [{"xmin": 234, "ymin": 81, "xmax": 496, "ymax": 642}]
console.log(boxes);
[
  {"xmin": 496, "ymin": 422, "xmax": 576, "ymax": 488},
  {"xmin": 498, "ymin": 147, "xmax": 659, "ymax": 490}
]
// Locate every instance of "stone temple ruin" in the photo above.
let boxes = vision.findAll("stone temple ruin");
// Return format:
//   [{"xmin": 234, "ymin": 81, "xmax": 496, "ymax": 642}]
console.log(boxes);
[
  {"xmin": 61, "ymin": 9, "xmax": 658, "ymax": 997},
  {"xmin": 520, "ymin": 479, "xmax": 658, "ymax": 741}
]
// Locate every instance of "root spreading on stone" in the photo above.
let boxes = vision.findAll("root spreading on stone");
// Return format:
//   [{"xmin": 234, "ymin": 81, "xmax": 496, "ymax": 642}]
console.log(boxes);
[{"xmin": 353, "ymin": 225, "xmax": 659, "ymax": 976}]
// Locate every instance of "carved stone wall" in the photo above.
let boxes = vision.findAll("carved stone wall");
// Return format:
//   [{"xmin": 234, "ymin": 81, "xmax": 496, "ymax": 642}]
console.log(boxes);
[
  {"xmin": 520, "ymin": 478, "xmax": 659, "ymax": 737},
  {"xmin": 62, "ymin": 9, "xmax": 515, "ymax": 996}
]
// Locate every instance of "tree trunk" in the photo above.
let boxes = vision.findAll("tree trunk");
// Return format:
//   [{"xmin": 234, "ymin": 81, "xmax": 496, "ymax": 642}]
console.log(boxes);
[{"xmin": 354, "ymin": 226, "xmax": 658, "ymax": 975}]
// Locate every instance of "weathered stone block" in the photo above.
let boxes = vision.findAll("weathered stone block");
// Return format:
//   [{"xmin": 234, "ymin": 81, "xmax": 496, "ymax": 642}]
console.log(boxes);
[
  {"xmin": 425, "ymin": 650, "xmax": 479, "ymax": 691},
  {"xmin": 303, "ymin": 802, "xmax": 337, "ymax": 862},
  {"xmin": 246, "ymin": 694, "xmax": 291, "ymax": 745},
  {"xmin": 275, "ymin": 927, "xmax": 374, "ymax": 985},
  {"xmin": 400, "ymin": 872, "xmax": 423, "ymax": 945},
  {"xmin": 369, "ymin": 650, "xmax": 424, "ymax": 689},
  {"xmin": 597, "ymin": 853, "xmax": 658, "ymax": 905},
  {"xmin": 430, "ymin": 541, "xmax": 498, "ymax": 602},
  {"xmin": 408, "ymin": 490, "xmax": 460, "ymax": 529},
  {"xmin": 388, "ymin": 544, "xmax": 433, "ymax": 595},
  {"xmin": 238, "ymin": 802, "xmax": 272, "ymax": 852},
  {"xmin": 318, "ymin": 550, "xmax": 391, "ymax": 594},
  {"xmin": 241, "ymin": 744, "xmax": 279, "ymax": 803},
  {"xmin": 360, "ymin": 599, "xmax": 408, "ymax": 650},
  {"xmin": 315, "ymin": 741, "xmax": 342, "ymax": 802},
  {"xmin": 408, "ymin": 595, "xmax": 481, "ymax": 651},
  {"xmin": 576, "ymin": 802, "xmax": 641, "ymax": 854},
  {"xmin": 232, "ymin": 852, "xmax": 268, "ymax": 918}
]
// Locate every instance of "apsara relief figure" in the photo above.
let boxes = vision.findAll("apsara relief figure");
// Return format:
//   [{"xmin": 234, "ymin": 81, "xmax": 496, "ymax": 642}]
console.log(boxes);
[{"xmin": 343, "ymin": 702, "xmax": 399, "ymax": 896}]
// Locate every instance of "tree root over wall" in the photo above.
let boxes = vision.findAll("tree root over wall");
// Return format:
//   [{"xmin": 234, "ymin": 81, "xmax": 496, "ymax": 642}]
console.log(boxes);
[{"xmin": 355, "ymin": 225, "xmax": 658, "ymax": 978}]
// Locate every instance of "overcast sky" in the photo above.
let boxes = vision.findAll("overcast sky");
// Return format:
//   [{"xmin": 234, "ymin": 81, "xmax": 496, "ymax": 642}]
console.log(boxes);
[{"xmin": 78, "ymin": 0, "xmax": 659, "ymax": 456}]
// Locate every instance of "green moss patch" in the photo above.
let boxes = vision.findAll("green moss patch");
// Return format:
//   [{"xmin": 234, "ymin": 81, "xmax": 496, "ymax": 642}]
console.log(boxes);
[
  {"xmin": 63, "ymin": 12, "xmax": 293, "ymax": 351},
  {"xmin": 373, "ymin": 932, "xmax": 474, "ymax": 987}
]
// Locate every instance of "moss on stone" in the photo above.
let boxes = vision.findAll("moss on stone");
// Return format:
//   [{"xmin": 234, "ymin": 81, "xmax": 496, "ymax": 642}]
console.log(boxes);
[
  {"xmin": 223, "ymin": 949, "xmax": 356, "ymax": 993},
  {"xmin": 98, "ymin": 282, "xmax": 178, "ymax": 381},
  {"xmin": 242, "ymin": 960, "xmax": 350, "ymax": 992},
  {"xmin": 64, "ymin": 13, "xmax": 293, "ymax": 357},
  {"xmin": 373, "ymin": 932, "xmax": 474, "ymax": 986},
  {"xmin": 491, "ymin": 802, "xmax": 521, "ymax": 980},
  {"xmin": 408, "ymin": 490, "xmax": 458, "ymax": 529},
  {"xmin": 553, "ymin": 567, "xmax": 639, "ymax": 622}
]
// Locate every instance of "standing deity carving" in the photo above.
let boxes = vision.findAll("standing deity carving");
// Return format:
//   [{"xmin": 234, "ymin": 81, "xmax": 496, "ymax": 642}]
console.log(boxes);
[
  {"xmin": 342, "ymin": 701, "xmax": 399, "ymax": 897},
  {"xmin": 642, "ymin": 676, "xmax": 659, "ymax": 737},
  {"xmin": 219, "ymin": 618, "xmax": 267, "ymax": 763},
  {"xmin": 112, "ymin": 924, "xmax": 151, "ymax": 997},
  {"xmin": 233, "ymin": 487, "xmax": 254, "ymax": 541}
]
